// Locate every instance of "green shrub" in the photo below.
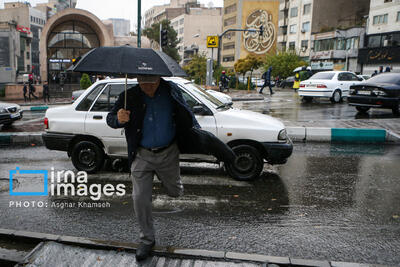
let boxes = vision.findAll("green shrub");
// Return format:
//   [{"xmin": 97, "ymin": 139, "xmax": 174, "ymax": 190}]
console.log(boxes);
[{"xmin": 80, "ymin": 73, "xmax": 92, "ymax": 89}]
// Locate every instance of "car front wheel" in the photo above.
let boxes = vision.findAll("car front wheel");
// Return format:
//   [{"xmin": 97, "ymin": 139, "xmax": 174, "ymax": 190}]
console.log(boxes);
[
  {"xmin": 71, "ymin": 141, "xmax": 104, "ymax": 173},
  {"xmin": 356, "ymin": 106, "xmax": 370, "ymax": 113},
  {"xmin": 330, "ymin": 90, "xmax": 342, "ymax": 103},
  {"xmin": 225, "ymin": 145, "xmax": 263, "ymax": 181}
]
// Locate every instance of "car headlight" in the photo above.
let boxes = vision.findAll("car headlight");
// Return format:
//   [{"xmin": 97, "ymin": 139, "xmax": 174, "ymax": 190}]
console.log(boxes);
[
  {"xmin": 349, "ymin": 88, "xmax": 356, "ymax": 95},
  {"xmin": 278, "ymin": 129, "xmax": 288, "ymax": 141},
  {"xmin": 372, "ymin": 90, "xmax": 387, "ymax": 96},
  {"xmin": 0, "ymin": 108, "xmax": 7, "ymax": 114}
]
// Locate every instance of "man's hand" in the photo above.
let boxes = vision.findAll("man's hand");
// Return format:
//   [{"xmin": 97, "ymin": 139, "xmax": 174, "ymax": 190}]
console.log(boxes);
[{"xmin": 117, "ymin": 109, "xmax": 130, "ymax": 124}]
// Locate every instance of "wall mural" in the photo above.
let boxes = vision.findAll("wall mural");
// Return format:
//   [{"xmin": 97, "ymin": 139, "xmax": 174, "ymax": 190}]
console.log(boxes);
[{"xmin": 243, "ymin": 9, "xmax": 276, "ymax": 54}]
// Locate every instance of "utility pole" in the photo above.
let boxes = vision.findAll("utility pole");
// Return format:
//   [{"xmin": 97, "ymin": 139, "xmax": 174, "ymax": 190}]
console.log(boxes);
[
  {"xmin": 137, "ymin": 0, "xmax": 141, "ymax": 48},
  {"xmin": 159, "ymin": 24, "xmax": 162, "ymax": 51}
]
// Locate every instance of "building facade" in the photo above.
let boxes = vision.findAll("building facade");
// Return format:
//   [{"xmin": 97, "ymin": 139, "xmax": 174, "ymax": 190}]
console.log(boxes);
[
  {"xmin": 221, "ymin": 0, "xmax": 280, "ymax": 69},
  {"xmin": 278, "ymin": 0, "xmax": 370, "ymax": 64},
  {"xmin": 171, "ymin": 7, "xmax": 222, "ymax": 65},
  {"xmin": 358, "ymin": 0, "xmax": 400, "ymax": 74},
  {"xmin": 0, "ymin": 2, "xmax": 47, "ymax": 81},
  {"xmin": 103, "ymin": 18, "xmax": 130, "ymax": 36}
]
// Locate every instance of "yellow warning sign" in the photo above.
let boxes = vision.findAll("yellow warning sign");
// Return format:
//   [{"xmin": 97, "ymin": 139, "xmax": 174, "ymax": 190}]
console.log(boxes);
[{"xmin": 207, "ymin": 36, "xmax": 219, "ymax": 48}]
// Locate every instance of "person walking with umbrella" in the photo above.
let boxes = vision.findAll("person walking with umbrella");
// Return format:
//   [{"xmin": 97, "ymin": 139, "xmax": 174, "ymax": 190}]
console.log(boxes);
[{"xmin": 70, "ymin": 46, "xmax": 236, "ymax": 262}]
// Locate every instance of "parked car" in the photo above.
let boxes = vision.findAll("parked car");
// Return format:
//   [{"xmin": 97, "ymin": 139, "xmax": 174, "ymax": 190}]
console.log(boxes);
[
  {"xmin": 251, "ymin": 77, "xmax": 264, "ymax": 87},
  {"xmin": 42, "ymin": 77, "xmax": 293, "ymax": 181},
  {"xmin": 0, "ymin": 102, "xmax": 23, "ymax": 127},
  {"xmin": 279, "ymin": 76, "xmax": 295, "ymax": 88},
  {"xmin": 298, "ymin": 71, "xmax": 363, "ymax": 103},
  {"xmin": 357, "ymin": 74, "xmax": 370, "ymax": 81},
  {"xmin": 348, "ymin": 73, "xmax": 400, "ymax": 115}
]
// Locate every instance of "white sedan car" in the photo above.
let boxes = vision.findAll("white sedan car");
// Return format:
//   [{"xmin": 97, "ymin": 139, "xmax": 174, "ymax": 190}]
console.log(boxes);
[
  {"xmin": 42, "ymin": 77, "xmax": 292, "ymax": 181},
  {"xmin": 298, "ymin": 71, "xmax": 363, "ymax": 103}
]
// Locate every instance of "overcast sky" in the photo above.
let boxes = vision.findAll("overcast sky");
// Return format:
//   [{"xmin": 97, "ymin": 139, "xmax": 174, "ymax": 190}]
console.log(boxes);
[{"xmin": 0, "ymin": 0, "xmax": 223, "ymax": 29}]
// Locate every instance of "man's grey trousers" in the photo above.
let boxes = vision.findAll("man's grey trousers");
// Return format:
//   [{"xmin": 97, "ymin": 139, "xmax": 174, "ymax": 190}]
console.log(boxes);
[{"xmin": 131, "ymin": 143, "xmax": 183, "ymax": 245}]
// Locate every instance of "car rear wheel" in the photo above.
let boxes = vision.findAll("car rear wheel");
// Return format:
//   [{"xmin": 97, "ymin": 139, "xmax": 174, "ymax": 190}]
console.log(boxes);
[
  {"xmin": 225, "ymin": 145, "xmax": 263, "ymax": 181},
  {"xmin": 302, "ymin": 96, "xmax": 313, "ymax": 103},
  {"xmin": 330, "ymin": 90, "xmax": 342, "ymax": 103},
  {"xmin": 356, "ymin": 106, "xmax": 370, "ymax": 113},
  {"xmin": 71, "ymin": 141, "xmax": 104, "ymax": 173}
]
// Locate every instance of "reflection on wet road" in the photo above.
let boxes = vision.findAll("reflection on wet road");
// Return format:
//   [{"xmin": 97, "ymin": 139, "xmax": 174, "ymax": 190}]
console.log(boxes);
[{"xmin": 0, "ymin": 144, "xmax": 399, "ymax": 265}]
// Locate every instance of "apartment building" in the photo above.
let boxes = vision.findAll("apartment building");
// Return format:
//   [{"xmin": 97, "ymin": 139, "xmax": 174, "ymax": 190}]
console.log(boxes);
[
  {"xmin": 278, "ymin": 0, "xmax": 370, "ymax": 64},
  {"xmin": 171, "ymin": 7, "xmax": 222, "ymax": 65},
  {"xmin": 358, "ymin": 0, "xmax": 400, "ymax": 74}
]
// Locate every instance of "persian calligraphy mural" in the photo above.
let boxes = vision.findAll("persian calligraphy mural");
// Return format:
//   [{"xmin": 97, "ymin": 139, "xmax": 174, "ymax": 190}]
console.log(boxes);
[{"xmin": 243, "ymin": 9, "xmax": 276, "ymax": 54}]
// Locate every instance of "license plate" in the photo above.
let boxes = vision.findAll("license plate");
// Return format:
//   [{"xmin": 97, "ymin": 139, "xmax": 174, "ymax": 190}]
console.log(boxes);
[{"xmin": 357, "ymin": 90, "xmax": 370, "ymax": 95}]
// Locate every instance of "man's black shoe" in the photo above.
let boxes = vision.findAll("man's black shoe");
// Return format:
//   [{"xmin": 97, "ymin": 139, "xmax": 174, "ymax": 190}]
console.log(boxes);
[{"xmin": 135, "ymin": 241, "xmax": 155, "ymax": 261}]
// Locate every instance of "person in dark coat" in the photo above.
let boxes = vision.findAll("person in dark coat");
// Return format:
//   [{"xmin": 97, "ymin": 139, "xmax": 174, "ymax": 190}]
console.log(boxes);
[
  {"xmin": 385, "ymin": 66, "xmax": 391, "ymax": 72},
  {"xmin": 28, "ymin": 83, "xmax": 38, "ymax": 101},
  {"xmin": 371, "ymin": 70, "xmax": 378, "ymax": 77},
  {"xmin": 379, "ymin": 66, "xmax": 384, "ymax": 73},
  {"xmin": 22, "ymin": 83, "xmax": 28, "ymax": 102},
  {"xmin": 43, "ymin": 81, "xmax": 50, "ymax": 103},
  {"xmin": 106, "ymin": 76, "xmax": 235, "ymax": 261},
  {"xmin": 219, "ymin": 71, "xmax": 230, "ymax": 92},
  {"xmin": 260, "ymin": 66, "xmax": 273, "ymax": 95}
]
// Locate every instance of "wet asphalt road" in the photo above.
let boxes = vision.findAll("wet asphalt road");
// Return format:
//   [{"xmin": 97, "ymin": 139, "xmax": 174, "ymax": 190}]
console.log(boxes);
[{"xmin": 0, "ymin": 144, "xmax": 399, "ymax": 265}]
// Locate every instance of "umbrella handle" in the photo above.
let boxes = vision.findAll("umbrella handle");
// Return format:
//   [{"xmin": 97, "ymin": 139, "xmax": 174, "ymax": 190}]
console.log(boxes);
[{"xmin": 124, "ymin": 74, "xmax": 127, "ymax": 109}]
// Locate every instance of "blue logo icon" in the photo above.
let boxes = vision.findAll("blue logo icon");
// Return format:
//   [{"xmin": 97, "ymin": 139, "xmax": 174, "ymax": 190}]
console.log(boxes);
[{"xmin": 9, "ymin": 167, "xmax": 48, "ymax": 196}]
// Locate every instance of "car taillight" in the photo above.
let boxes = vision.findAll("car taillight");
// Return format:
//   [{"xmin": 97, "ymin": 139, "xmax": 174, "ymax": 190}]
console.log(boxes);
[
  {"xmin": 299, "ymin": 84, "xmax": 305, "ymax": 88},
  {"xmin": 44, "ymin": 117, "xmax": 49, "ymax": 129},
  {"xmin": 317, "ymin": 84, "xmax": 327, "ymax": 88}
]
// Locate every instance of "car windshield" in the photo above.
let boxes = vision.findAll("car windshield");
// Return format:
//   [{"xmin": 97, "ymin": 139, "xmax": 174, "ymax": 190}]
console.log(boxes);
[
  {"xmin": 310, "ymin": 72, "xmax": 335, "ymax": 80},
  {"xmin": 366, "ymin": 74, "xmax": 400, "ymax": 85},
  {"xmin": 183, "ymin": 82, "xmax": 225, "ymax": 108}
]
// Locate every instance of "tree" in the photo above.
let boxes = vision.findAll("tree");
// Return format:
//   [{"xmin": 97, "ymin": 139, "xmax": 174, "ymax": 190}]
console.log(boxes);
[
  {"xmin": 245, "ymin": 54, "xmax": 264, "ymax": 80},
  {"xmin": 264, "ymin": 51, "xmax": 307, "ymax": 78},
  {"xmin": 182, "ymin": 53, "xmax": 207, "ymax": 85},
  {"xmin": 143, "ymin": 20, "xmax": 181, "ymax": 63},
  {"xmin": 80, "ymin": 73, "xmax": 92, "ymax": 89}
]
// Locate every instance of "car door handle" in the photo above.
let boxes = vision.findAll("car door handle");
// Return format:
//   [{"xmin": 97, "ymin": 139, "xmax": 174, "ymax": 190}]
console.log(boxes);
[{"xmin": 93, "ymin": 115, "xmax": 103, "ymax": 120}]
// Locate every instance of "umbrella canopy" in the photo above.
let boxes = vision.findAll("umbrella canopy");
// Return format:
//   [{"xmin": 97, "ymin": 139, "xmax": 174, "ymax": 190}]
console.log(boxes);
[{"xmin": 68, "ymin": 46, "xmax": 186, "ymax": 77}]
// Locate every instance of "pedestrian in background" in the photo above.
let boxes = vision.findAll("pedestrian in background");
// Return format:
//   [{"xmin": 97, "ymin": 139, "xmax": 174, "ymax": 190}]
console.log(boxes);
[
  {"xmin": 28, "ymin": 83, "xmax": 38, "ymax": 101},
  {"xmin": 385, "ymin": 66, "xmax": 391, "ymax": 72},
  {"xmin": 43, "ymin": 81, "xmax": 50, "ymax": 103},
  {"xmin": 371, "ymin": 70, "xmax": 378, "ymax": 77},
  {"xmin": 28, "ymin": 72, "xmax": 33, "ymax": 85},
  {"xmin": 379, "ymin": 66, "xmax": 384, "ymax": 74},
  {"xmin": 260, "ymin": 66, "xmax": 274, "ymax": 95},
  {"xmin": 219, "ymin": 71, "xmax": 230, "ymax": 92},
  {"xmin": 22, "ymin": 83, "xmax": 28, "ymax": 102}
]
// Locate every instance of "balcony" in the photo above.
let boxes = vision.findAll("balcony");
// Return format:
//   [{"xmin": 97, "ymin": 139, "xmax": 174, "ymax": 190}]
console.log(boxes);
[{"xmin": 277, "ymin": 35, "xmax": 287, "ymax": 43}]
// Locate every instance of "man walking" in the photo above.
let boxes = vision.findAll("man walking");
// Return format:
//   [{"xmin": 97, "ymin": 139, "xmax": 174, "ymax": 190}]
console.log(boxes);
[
  {"xmin": 43, "ymin": 81, "xmax": 50, "ymax": 103},
  {"xmin": 22, "ymin": 83, "xmax": 28, "ymax": 102},
  {"xmin": 28, "ymin": 83, "xmax": 38, "ymax": 101},
  {"xmin": 260, "ymin": 66, "xmax": 274, "ymax": 95}
]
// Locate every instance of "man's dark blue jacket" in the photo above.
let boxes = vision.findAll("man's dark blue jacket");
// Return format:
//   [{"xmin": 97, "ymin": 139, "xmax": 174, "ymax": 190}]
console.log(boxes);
[{"xmin": 106, "ymin": 79, "xmax": 236, "ymax": 167}]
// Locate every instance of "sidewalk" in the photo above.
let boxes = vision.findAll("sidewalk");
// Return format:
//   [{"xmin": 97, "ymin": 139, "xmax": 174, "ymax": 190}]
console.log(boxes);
[{"xmin": 0, "ymin": 228, "xmax": 391, "ymax": 267}]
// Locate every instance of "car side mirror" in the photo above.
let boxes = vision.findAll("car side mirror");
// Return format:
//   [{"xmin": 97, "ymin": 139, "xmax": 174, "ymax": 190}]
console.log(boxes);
[
  {"xmin": 358, "ymin": 77, "xmax": 363, "ymax": 81},
  {"xmin": 193, "ymin": 105, "xmax": 208, "ymax": 115}
]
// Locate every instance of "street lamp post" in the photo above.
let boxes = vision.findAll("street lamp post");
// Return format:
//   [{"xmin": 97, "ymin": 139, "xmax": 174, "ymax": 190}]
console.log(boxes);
[{"xmin": 137, "ymin": 0, "xmax": 141, "ymax": 48}]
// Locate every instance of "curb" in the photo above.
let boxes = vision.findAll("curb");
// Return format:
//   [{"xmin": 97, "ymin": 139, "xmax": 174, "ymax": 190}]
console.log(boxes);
[
  {"xmin": 232, "ymin": 97, "xmax": 264, "ymax": 101},
  {"xmin": 0, "ymin": 228, "xmax": 392, "ymax": 267},
  {"xmin": 286, "ymin": 127, "xmax": 400, "ymax": 144}
]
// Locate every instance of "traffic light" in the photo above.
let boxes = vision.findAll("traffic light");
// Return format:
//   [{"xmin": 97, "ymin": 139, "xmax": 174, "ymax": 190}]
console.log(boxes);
[
  {"xmin": 161, "ymin": 29, "xmax": 168, "ymax": 46},
  {"xmin": 259, "ymin": 25, "xmax": 264, "ymax": 37}
]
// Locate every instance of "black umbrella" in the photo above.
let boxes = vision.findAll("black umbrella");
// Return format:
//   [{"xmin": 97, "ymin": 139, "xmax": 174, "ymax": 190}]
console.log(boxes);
[{"xmin": 68, "ymin": 46, "xmax": 186, "ymax": 108}]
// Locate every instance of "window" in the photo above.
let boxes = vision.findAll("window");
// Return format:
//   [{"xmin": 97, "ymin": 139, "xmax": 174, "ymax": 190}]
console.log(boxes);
[
  {"xmin": 90, "ymin": 83, "xmax": 130, "ymax": 112},
  {"xmin": 384, "ymin": 0, "xmax": 392, "ymax": 2},
  {"xmin": 76, "ymin": 84, "xmax": 106, "ymax": 111},
  {"xmin": 26, "ymin": 51, "xmax": 30, "ymax": 59},
  {"xmin": 225, "ymin": 4, "xmax": 236, "ymax": 14},
  {"xmin": 223, "ymin": 43, "xmax": 235, "ymax": 50},
  {"xmin": 180, "ymin": 90, "xmax": 200, "ymax": 110},
  {"xmin": 289, "ymin": 42, "xmax": 295, "ymax": 50},
  {"xmin": 224, "ymin": 17, "xmax": 236, "ymax": 26},
  {"xmin": 310, "ymin": 72, "xmax": 335, "ymax": 80},
  {"xmin": 373, "ymin": 14, "xmax": 388, "ymax": 24},
  {"xmin": 397, "ymin": 11, "xmax": 400, "ymax": 22},
  {"xmin": 290, "ymin": 7, "xmax": 298, "ymax": 17},
  {"xmin": 223, "ymin": 55, "xmax": 235, "ymax": 62},
  {"xmin": 289, "ymin": 24, "xmax": 297, "ymax": 34},
  {"xmin": 303, "ymin": 4, "xmax": 311, "ymax": 15},
  {"xmin": 338, "ymin": 72, "xmax": 358, "ymax": 81},
  {"xmin": 302, "ymin": 21, "xmax": 310, "ymax": 32},
  {"xmin": 179, "ymin": 18, "xmax": 184, "ymax": 25},
  {"xmin": 367, "ymin": 35, "xmax": 382, "ymax": 47},
  {"xmin": 179, "ymin": 28, "xmax": 184, "ymax": 34},
  {"xmin": 313, "ymin": 39, "xmax": 335, "ymax": 51},
  {"xmin": 382, "ymin": 33, "xmax": 400, "ymax": 46},
  {"xmin": 301, "ymin": 40, "xmax": 308, "ymax": 49}
]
